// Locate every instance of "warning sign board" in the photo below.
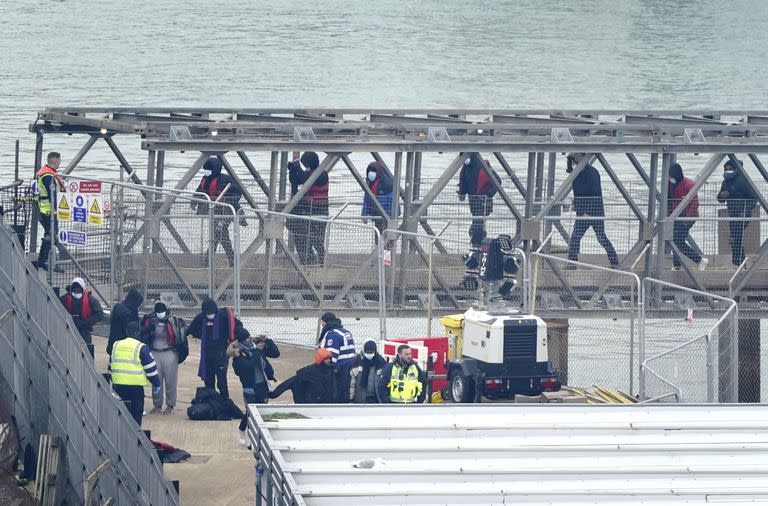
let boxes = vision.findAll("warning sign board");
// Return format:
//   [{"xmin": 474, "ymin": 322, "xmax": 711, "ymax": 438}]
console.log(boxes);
[
  {"xmin": 383, "ymin": 249, "xmax": 392, "ymax": 266},
  {"xmin": 58, "ymin": 230, "xmax": 87, "ymax": 246},
  {"xmin": 57, "ymin": 194, "xmax": 71, "ymax": 222},
  {"xmin": 78, "ymin": 181, "xmax": 102, "ymax": 194},
  {"xmin": 87, "ymin": 196, "xmax": 103, "ymax": 225},
  {"xmin": 73, "ymin": 207, "xmax": 87, "ymax": 223},
  {"xmin": 68, "ymin": 181, "xmax": 79, "ymax": 193}
]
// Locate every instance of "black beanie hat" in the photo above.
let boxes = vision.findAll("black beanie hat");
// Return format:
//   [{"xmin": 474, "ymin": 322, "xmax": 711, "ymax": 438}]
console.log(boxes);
[
  {"xmin": 234, "ymin": 326, "xmax": 251, "ymax": 342},
  {"xmin": 154, "ymin": 301, "xmax": 167, "ymax": 313},
  {"xmin": 203, "ymin": 157, "xmax": 223, "ymax": 175},
  {"xmin": 126, "ymin": 321, "xmax": 141, "ymax": 338},
  {"xmin": 300, "ymin": 152, "xmax": 320, "ymax": 170},
  {"xmin": 202, "ymin": 297, "xmax": 218, "ymax": 315},
  {"xmin": 363, "ymin": 340, "xmax": 377, "ymax": 353},
  {"xmin": 320, "ymin": 311, "xmax": 336, "ymax": 323}
]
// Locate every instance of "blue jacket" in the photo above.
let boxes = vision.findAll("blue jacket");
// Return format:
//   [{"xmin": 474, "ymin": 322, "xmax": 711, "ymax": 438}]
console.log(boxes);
[
  {"xmin": 362, "ymin": 165, "xmax": 395, "ymax": 217},
  {"xmin": 321, "ymin": 327, "xmax": 356, "ymax": 368}
]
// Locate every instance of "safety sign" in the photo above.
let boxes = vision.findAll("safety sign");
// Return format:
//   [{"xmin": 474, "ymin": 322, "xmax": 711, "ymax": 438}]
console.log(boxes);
[
  {"xmin": 57, "ymin": 194, "xmax": 71, "ymax": 222},
  {"xmin": 78, "ymin": 181, "xmax": 102, "ymax": 194},
  {"xmin": 88, "ymin": 197, "xmax": 103, "ymax": 225},
  {"xmin": 58, "ymin": 230, "xmax": 87, "ymax": 246}
]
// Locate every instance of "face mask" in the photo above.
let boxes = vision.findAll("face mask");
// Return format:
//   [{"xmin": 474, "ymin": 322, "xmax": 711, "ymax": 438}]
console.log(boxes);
[
  {"xmin": 203, "ymin": 169, "xmax": 212, "ymax": 177},
  {"xmin": 156, "ymin": 312, "xmax": 166, "ymax": 319},
  {"xmin": 72, "ymin": 292, "xmax": 83, "ymax": 300},
  {"xmin": 464, "ymin": 158, "xmax": 471, "ymax": 166},
  {"xmin": 363, "ymin": 352, "xmax": 375, "ymax": 360},
  {"xmin": 206, "ymin": 313, "xmax": 216, "ymax": 320},
  {"xmin": 723, "ymin": 170, "xmax": 736, "ymax": 180},
  {"xmin": 669, "ymin": 178, "xmax": 677, "ymax": 185},
  {"xmin": 367, "ymin": 172, "xmax": 376, "ymax": 182}
]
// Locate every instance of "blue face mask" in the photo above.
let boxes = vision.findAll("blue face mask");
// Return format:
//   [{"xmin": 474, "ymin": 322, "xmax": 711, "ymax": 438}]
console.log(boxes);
[{"xmin": 723, "ymin": 170, "xmax": 736, "ymax": 180}]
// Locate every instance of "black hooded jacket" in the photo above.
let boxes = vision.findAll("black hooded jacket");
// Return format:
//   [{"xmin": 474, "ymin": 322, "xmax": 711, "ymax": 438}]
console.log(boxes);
[
  {"xmin": 107, "ymin": 287, "xmax": 143, "ymax": 354},
  {"xmin": 718, "ymin": 164, "xmax": 757, "ymax": 217},
  {"xmin": 569, "ymin": 158, "xmax": 605, "ymax": 217},
  {"xmin": 270, "ymin": 363, "xmax": 337, "ymax": 403},
  {"xmin": 185, "ymin": 298, "xmax": 242, "ymax": 350},
  {"xmin": 195, "ymin": 157, "xmax": 242, "ymax": 214}
]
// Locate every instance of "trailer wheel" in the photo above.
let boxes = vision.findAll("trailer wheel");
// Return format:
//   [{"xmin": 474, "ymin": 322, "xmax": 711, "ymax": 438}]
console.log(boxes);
[{"xmin": 449, "ymin": 370, "xmax": 475, "ymax": 403}]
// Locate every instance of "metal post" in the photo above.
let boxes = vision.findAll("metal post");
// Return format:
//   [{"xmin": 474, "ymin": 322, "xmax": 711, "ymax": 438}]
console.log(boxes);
[
  {"xmin": 398, "ymin": 152, "xmax": 415, "ymax": 305},
  {"xmin": 278, "ymin": 152, "xmax": 288, "ymax": 201},
  {"xmin": 386, "ymin": 152, "xmax": 402, "ymax": 310},
  {"xmin": 654, "ymin": 153, "xmax": 671, "ymax": 277},
  {"xmin": 377, "ymin": 225, "xmax": 387, "ymax": 340},
  {"xmin": 543, "ymin": 152, "xmax": 557, "ymax": 249},
  {"xmin": 14, "ymin": 140, "xmax": 19, "ymax": 227},
  {"xmin": 30, "ymin": 131, "xmax": 44, "ymax": 253},
  {"xmin": 705, "ymin": 332, "xmax": 715, "ymax": 403},
  {"xmin": 644, "ymin": 153, "xmax": 658, "ymax": 278},
  {"xmin": 156, "ymin": 150, "xmax": 166, "ymax": 187},
  {"xmin": 264, "ymin": 152, "xmax": 279, "ymax": 308},
  {"xmin": 639, "ymin": 278, "xmax": 647, "ymax": 400},
  {"xmin": 413, "ymin": 152, "xmax": 422, "ymax": 200}
]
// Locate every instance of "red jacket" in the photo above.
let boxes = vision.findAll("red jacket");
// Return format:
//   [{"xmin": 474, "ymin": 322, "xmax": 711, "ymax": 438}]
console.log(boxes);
[{"xmin": 668, "ymin": 177, "xmax": 699, "ymax": 220}]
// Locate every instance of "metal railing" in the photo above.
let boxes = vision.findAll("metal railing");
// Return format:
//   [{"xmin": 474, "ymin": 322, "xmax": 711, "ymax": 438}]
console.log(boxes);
[{"xmin": 0, "ymin": 219, "xmax": 179, "ymax": 505}]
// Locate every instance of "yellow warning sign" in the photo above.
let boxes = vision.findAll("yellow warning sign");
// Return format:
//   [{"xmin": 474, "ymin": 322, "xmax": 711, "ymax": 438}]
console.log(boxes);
[
  {"xmin": 57, "ymin": 195, "xmax": 71, "ymax": 222},
  {"xmin": 87, "ymin": 196, "xmax": 104, "ymax": 225}
]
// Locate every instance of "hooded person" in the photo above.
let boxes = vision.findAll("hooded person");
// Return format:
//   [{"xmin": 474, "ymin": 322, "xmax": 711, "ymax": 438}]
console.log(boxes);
[
  {"xmin": 458, "ymin": 152, "xmax": 501, "ymax": 247},
  {"xmin": 286, "ymin": 151, "xmax": 329, "ymax": 264},
  {"xmin": 317, "ymin": 312, "xmax": 355, "ymax": 404},
  {"xmin": 185, "ymin": 297, "xmax": 242, "ymax": 399},
  {"xmin": 227, "ymin": 327, "xmax": 281, "ymax": 435},
  {"xmin": 60, "ymin": 277, "xmax": 104, "ymax": 357},
  {"xmin": 667, "ymin": 163, "xmax": 706, "ymax": 271},
  {"xmin": 349, "ymin": 338, "xmax": 386, "ymax": 403},
  {"xmin": 269, "ymin": 348, "xmax": 337, "ymax": 403},
  {"xmin": 140, "ymin": 299, "xmax": 188, "ymax": 415},
  {"xmin": 361, "ymin": 161, "xmax": 395, "ymax": 235},
  {"xmin": 718, "ymin": 158, "xmax": 758, "ymax": 266},
  {"xmin": 565, "ymin": 152, "xmax": 619, "ymax": 268},
  {"xmin": 191, "ymin": 156, "xmax": 244, "ymax": 266},
  {"xmin": 107, "ymin": 286, "xmax": 143, "ymax": 355}
]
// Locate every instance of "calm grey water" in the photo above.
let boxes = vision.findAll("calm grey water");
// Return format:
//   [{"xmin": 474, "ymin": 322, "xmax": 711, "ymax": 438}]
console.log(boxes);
[
  {"xmin": 3, "ymin": 0, "xmax": 767, "ymax": 400},
  {"xmin": 2, "ymin": 0, "xmax": 768, "ymax": 181}
]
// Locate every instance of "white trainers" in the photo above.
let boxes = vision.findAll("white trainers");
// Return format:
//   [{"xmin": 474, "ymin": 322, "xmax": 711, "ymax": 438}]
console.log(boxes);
[{"xmin": 698, "ymin": 258, "xmax": 709, "ymax": 271}]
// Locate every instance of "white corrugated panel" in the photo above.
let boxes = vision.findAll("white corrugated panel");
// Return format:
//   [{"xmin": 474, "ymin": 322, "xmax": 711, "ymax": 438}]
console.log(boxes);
[{"xmin": 248, "ymin": 404, "xmax": 768, "ymax": 505}]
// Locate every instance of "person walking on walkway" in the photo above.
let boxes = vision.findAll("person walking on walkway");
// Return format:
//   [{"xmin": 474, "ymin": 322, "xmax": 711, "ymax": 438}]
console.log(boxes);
[
  {"xmin": 718, "ymin": 158, "xmax": 758, "ymax": 266},
  {"xmin": 378, "ymin": 344, "xmax": 426, "ymax": 404},
  {"xmin": 60, "ymin": 277, "xmax": 104, "ymax": 357},
  {"xmin": 566, "ymin": 153, "xmax": 619, "ymax": 267},
  {"xmin": 185, "ymin": 297, "xmax": 241, "ymax": 399},
  {"xmin": 668, "ymin": 163, "xmax": 707, "ymax": 271},
  {"xmin": 362, "ymin": 161, "xmax": 395, "ymax": 237},
  {"xmin": 458, "ymin": 152, "xmax": 500, "ymax": 248},
  {"xmin": 110, "ymin": 322, "xmax": 160, "ymax": 425},
  {"xmin": 287, "ymin": 151, "xmax": 329, "ymax": 264},
  {"xmin": 141, "ymin": 300, "xmax": 188, "ymax": 415},
  {"xmin": 33, "ymin": 151, "xmax": 66, "ymax": 272},
  {"xmin": 318, "ymin": 312, "xmax": 355, "ymax": 404}
]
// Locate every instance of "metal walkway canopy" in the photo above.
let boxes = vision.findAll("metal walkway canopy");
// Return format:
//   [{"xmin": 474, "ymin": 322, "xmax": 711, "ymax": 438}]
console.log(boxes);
[
  {"xmin": 32, "ymin": 108, "xmax": 768, "ymax": 152},
  {"xmin": 249, "ymin": 404, "xmax": 768, "ymax": 505}
]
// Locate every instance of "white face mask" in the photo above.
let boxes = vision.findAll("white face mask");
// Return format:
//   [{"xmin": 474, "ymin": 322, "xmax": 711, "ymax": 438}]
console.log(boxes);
[
  {"xmin": 363, "ymin": 352, "xmax": 375, "ymax": 360},
  {"xmin": 669, "ymin": 178, "xmax": 678, "ymax": 184},
  {"xmin": 206, "ymin": 313, "xmax": 216, "ymax": 320},
  {"xmin": 72, "ymin": 292, "xmax": 83, "ymax": 300},
  {"xmin": 156, "ymin": 312, "xmax": 166, "ymax": 319},
  {"xmin": 203, "ymin": 169, "xmax": 212, "ymax": 177},
  {"xmin": 464, "ymin": 158, "xmax": 471, "ymax": 166},
  {"xmin": 367, "ymin": 172, "xmax": 376, "ymax": 182}
]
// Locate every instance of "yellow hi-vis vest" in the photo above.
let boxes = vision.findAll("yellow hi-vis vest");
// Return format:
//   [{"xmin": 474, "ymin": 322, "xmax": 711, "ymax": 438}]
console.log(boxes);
[
  {"xmin": 36, "ymin": 165, "xmax": 65, "ymax": 216},
  {"xmin": 110, "ymin": 338, "xmax": 149, "ymax": 386},
  {"xmin": 388, "ymin": 361, "xmax": 423, "ymax": 404}
]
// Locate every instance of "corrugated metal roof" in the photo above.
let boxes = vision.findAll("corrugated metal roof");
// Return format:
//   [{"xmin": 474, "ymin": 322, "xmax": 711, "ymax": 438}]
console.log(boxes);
[{"xmin": 247, "ymin": 404, "xmax": 768, "ymax": 505}]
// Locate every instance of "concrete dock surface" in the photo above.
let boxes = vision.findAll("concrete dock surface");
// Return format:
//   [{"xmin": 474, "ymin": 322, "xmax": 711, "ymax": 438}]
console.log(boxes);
[{"xmin": 93, "ymin": 333, "xmax": 314, "ymax": 505}]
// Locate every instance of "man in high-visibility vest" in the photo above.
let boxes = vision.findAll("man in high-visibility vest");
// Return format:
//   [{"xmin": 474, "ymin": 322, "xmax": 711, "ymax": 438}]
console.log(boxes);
[
  {"xmin": 110, "ymin": 322, "xmax": 161, "ymax": 425},
  {"xmin": 378, "ymin": 344, "xmax": 426, "ymax": 404},
  {"xmin": 34, "ymin": 151, "xmax": 66, "ymax": 272}
]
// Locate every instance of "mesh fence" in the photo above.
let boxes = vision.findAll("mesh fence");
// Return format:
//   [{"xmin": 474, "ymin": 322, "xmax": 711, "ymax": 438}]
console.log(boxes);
[
  {"xmin": 641, "ymin": 278, "xmax": 738, "ymax": 403},
  {"xmin": 237, "ymin": 208, "xmax": 384, "ymax": 347},
  {"xmin": 530, "ymin": 252, "xmax": 642, "ymax": 396}
]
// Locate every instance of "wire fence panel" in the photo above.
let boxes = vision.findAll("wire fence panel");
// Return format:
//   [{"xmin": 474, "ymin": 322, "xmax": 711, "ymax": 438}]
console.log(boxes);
[
  {"xmin": 530, "ymin": 252, "xmax": 642, "ymax": 396},
  {"xmin": 0, "ymin": 219, "xmax": 179, "ymax": 505},
  {"xmin": 641, "ymin": 278, "xmax": 738, "ymax": 403}
]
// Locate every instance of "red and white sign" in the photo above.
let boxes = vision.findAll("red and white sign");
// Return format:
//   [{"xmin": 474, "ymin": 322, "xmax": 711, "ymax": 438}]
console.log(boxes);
[
  {"xmin": 78, "ymin": 181, "xmax": 102, "ymax": 194},
  {"xmin": 103, "ymin": 199, "xmax": 111, "ymax": 217},
  {"xmin": 68, "ymin": 181, "xmax": 79, "ymax": 193},
  {"xmin": 383, "ymin": 249, "xmax": 392, "ymax": 266},
  {"xmin": 380, "ymin": 340, "xmax": 428, "ymax": 371}
]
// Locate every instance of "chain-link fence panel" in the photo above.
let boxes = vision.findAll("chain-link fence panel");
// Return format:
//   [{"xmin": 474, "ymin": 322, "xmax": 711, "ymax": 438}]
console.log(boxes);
[
  {"xmin": 641, "ymin": 278, "xmax": 737, "ymax": 403},
  {"xmin": 237, "ymin": 208, "xmax": 384, "ymax": 347},
  {"xmin": 530, "ymin": 252, "xmax": 642, "ymax": 396}
]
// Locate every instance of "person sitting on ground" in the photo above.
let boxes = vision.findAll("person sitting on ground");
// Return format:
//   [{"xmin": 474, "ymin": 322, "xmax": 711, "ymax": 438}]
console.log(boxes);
[
  {"xmin": 349, "ymin": 338, "xmax": 386, "ymax": 403},
  {"xmin": 140, "ymin": 299, "xmax": 188, "ymax": 415},
  {"xmin": 185, "ymin": 297, "xmax": 242, "ymax": 399},
  {"xmin": 378, "ymin": 344, "xmax": 426, "ymax": 404},
  {"xmin": 228, "ymin": 328, "xmax": 281, "ymax": 438},
  {"xmin": 60, "ymin": 277, "xmax": 104, "ymax": 358},
  {"xmin": 269, "ymin": 348, "xmax": 337, "ymax": 403}
]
